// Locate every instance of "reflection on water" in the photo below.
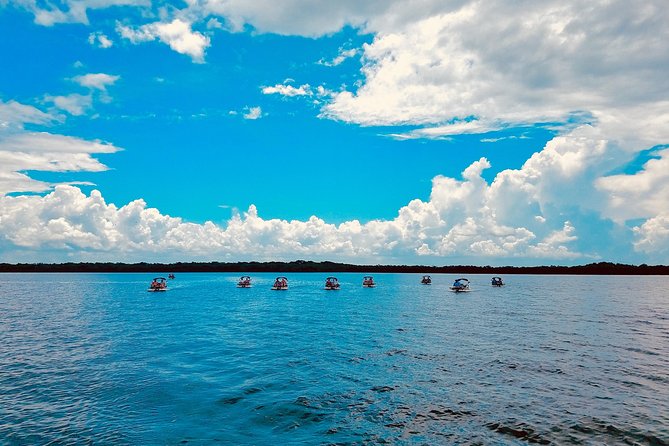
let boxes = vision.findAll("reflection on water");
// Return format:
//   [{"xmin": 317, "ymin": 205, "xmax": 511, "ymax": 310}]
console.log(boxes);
[{"xmin": 1, "ymin": 273, "xmax": 668, "ymax": 444}]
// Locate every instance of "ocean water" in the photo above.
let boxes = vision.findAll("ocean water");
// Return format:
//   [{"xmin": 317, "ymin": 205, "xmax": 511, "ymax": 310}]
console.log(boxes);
[{"xmin": 1, "ymin": 272, "xmax": 668, "ymax": 445}]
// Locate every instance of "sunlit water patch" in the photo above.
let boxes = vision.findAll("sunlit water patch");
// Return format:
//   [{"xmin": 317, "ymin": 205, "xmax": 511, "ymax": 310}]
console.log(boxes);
[{"xmin": 1, "ymin": 273, "xmax": 668, "ymax": 444}]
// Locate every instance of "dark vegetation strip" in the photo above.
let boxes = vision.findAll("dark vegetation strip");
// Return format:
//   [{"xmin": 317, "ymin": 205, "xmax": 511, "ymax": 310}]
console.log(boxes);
[{"xmin": 0, "ymin": 261, "xmax": 667, "ymax": 274}]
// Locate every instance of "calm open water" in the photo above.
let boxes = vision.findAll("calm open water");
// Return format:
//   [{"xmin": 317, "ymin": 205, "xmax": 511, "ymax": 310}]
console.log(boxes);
[{"xmin": 1, "ymin": 273, "xmax": 668, "ymax": 445}]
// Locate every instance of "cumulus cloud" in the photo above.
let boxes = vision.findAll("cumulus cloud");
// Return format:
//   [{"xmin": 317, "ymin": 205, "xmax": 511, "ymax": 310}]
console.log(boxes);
[
  {"xmin": 262, "ymin": 83, "xmax": 312, "ymax": 97},
  {"xmin": 116, "ymin": 19, "xmax": 211, "ymax": 63},
  {"xmin": 596, "ymin": 148, "xmax": 669, "ymax": 223},
  {"xmin": 0, "ymin": 100, "xmax": 54, "ymax": 130},
  {"xmin": 2, "ymin": 122, "xmax": 666, "ymax": 262},
  {"xmin": 46, "ymin": 93, "xmax": 93, "ymax": 116},
  {"xmin": 318, "ymin": 47, "xmax": 359, "ymax": 67},
  {"xmin": 73, "ymin": 73, "xmax": 120, "ymax": 91},
  {"xmin": 633, "ymin": 215, "xmax": 669, "ymax": 257},
  {"xmin": 0, "ymin": 99, "xmax": 121, "ymax": 195},
  {"xmin": 0, "ymin": 132, "xmax": 602, "ymax": 263},
  {"xmin": 0, "ymin": 132, "xmax": 121, "ymax": 195},
  {"xmin": 11, "ymin": 0, "xmax": 149, "ymax": 26},
  {"xmin": 319, "ymin": 0, "xmax": 669, "ymax": 151},
  {"xmin": 88, "ymin": 31, "xmax": 114, "ymax": 48},
  {"xmin": 242, "ymin": 106, "xmax": 262, "ymax": 120}
]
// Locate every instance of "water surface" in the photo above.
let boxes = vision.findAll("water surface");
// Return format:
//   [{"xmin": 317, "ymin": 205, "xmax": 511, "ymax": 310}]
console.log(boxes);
[{"xmin": 1, "ymin": 273, "xmax": 668, "ymax": 445}]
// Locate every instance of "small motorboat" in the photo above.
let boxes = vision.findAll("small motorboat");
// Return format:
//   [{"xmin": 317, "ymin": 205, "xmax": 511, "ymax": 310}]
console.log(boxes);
[
  {"xmin": 362, "ymin": 276, "xmax": 376, "ymax": 287},
  {"xmin": 491, "ymin": 276, "xmax": 504, "ymax": 287},
  {"xmin": 237, "ymin": 275, "xmax": 252, "ymax": 288},
  {"xmin": 168, "ymin": 273, "xmax": 175, "ymax": 279},
  {"xmin": 272, "ymin": 276, "xmax": 288, "ymax": 290},
  {"xmin": 421, "ymin": 275, "xmax": 432, "ymax": 285},
  {"xmin": 148, "ymin": 277, "xmax": 168, "ymax": 292},
  {"xmin": 449, "ymin": 278, "xmax": 470, "ymax": 293},
  {"xmin": 325, "ymin": 277, "xmax": 340, "ymax": 290}
]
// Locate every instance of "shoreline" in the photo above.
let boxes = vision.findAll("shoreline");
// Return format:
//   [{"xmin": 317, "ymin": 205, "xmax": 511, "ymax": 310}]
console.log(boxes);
[{"xmin": 1, "ymin": 260, "xmax": 668, "ymax": 275}]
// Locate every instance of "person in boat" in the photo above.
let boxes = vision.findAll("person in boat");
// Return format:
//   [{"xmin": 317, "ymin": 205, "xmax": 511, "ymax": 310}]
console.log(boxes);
[
  {"xmin": 151, "ymin": 279, "xmax": 158, "ymax": 288},
  {"xmin": 453, "ymin": 279, "xmax": 462, "ymax": 287},
  {"xmin": 326, "ymin": 278, "xmax": 333, "ymax": 287}
]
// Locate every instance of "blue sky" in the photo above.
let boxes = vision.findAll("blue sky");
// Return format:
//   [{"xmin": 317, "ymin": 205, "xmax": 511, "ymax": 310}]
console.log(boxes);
[{"xmin": 1, "ymin": 1, "xmax": 669, "ymax": 264}]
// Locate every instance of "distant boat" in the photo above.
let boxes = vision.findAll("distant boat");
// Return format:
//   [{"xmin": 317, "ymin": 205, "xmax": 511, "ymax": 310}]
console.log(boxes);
[
  {"xmin": 168, "ymin": 273, "xmax": 175, "ymax": 279},
  {"xmin": 325, "ymin": 277, "xmax": 340, "ymax": 290},
  {"xmin": 362, "ymin": 276, "xmax": 376, "ymax": 288},
  {"xmin": 237, "ymin": 276, "xmax": 252, "ymax": 288},
  {"xmin": 491, "ymin": 277, "xmax": 504, "ymax": 287},
  {"xmin": 148, "ymin": 277, "xmax": 168, "ymax": 292},
  {"xmin": 421, "ymin": 275, "xmax": 432, "ymax": 285},
  {"xmin": 449, "ymin": 278, "xmax": 470, "ymax": 293},
  {"xmin": 272, "ymin": 277, "xmax": 288, "ymax": 290}
]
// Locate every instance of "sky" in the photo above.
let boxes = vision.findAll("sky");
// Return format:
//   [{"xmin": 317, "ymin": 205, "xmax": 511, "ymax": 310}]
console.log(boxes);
[{"xmin": 1, "ymin": 0, "xmax": 668, "ymax": 265}]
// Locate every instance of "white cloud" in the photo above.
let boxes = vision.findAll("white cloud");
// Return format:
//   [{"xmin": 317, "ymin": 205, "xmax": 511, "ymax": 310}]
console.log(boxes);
[
  {"xmin": 0, "ymin": 120, "xmax": 655, "ymax": 262},
  {"xmin": 11, "ymin": 0, "xmax": 150, "ymax": 26},
  {"xmin": 46, "ymin": 94, "xmax": 93, "ymax": 116},
  {"xmin": 0, "ymin": 100, "xmax": 54, "ymax": 130},
  {"xmin": 206, "ymin": 17, "xmax": 224, "ymax": 29},
  {"xmin": 116, "ymin": 19, "xmax": 211, "ymax": 63},
  {"xmin": 319, "ymin": 0, "xmax": 669, "ymax": 150},
  {"xmin": 0, "ymin": 131, "xmax": 602, "ymax": 263},
  {"xmin": 0, "ymin": 99, "xmax": 121, "ymax": 195},
  {"xmin": 261, "ymin": 83, "xmax": 312, "ymax": 97},
  {"xmin": 243, "ymin": 106, "xmax": 262, "ymax": 120},
  {"xmin": 633, "ymin": 215, "xmax": 669, "ymax": 256},
  {"xmin": 73, "ymin": 73, "xmax": 120, "ymax": 91},
  {"xmin": 318, "ymin": 47, "xmax": 358, "ymax": 67},
  {"xmin": 595, "ymin": 148, "xmax": 669, "ymax": 223},
  {"xmin": 88, "ymin": 31, "xmax": 114, "ymax": 48},
  {"xmin": 388, "ymin": 121, "xmax": 504, "ymax": 140}
]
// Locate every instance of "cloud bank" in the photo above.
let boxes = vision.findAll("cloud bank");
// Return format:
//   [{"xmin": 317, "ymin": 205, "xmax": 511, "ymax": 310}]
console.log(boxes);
[{"xmin": 2, "ymin": 122, "xmax": 668, "ymax": 263}]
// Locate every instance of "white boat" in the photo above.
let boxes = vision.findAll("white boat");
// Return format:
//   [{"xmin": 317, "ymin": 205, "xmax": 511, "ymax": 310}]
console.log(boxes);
[
  {"xmin": 449, "ymin": 278, "xmax": 470, "ymax": 293},
  {"xmin": 421, "ymin": 275, "xmax": 432, "ymax": 285},
  {"xmin": 148, "ymin": 277, "xmax": 168, "ymax": 292},
  {"xmin": 362, "ymin": 276, "xmax": 376, "ymax": 288},
  {"xmin": 272, "ymin": 276, "xmax": 288, "ymax": 290},
  {"xmin": 237, "ymin": 275, "xmax": 252, "ymax": 288},
  {"xmin": 491, "ymin": 276, "xmax": 504, "ymax": 287},
  {"xmin": 324, "ymin": 277, "xmax": 340, "ymax": 290}
]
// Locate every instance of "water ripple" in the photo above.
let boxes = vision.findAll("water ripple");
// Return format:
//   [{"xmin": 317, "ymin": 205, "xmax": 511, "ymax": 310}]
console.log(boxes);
[{"xmin": 0, "ymin": 272, "xmax": 668, "ymax": 445}]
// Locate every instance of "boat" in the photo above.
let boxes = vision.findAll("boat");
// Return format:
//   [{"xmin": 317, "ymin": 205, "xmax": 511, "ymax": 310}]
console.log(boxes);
[
  {"xmin": 491, "ymin": 276, "xmax": 504, "ymax": 287},
  {"xmin": 449, "ymin": 278, "xmax": 470, "ymax": 292},
  {"xmin": 362, "ymin": 276, "xmax": 376, "ymax": 287},
  {"xmin": 237, "ymin": 275, "xmax": 252, "ymax": 288},
  {"xmin": 148, "ymin": 277, "xmax": 168, "ymax": 292},
  {"xmin": 272, "ymin": 276, "xmax": 288, "ymax": 290},
  {"xmin": 421, "ymin": 275, "xmax": 432, "ymax": 285},
  {"xmin": 325, "ymin": 277, "xmax": 340, "ymax": 290},
  {"xmin": 168, "ymin": 273, "xmax": 175, "ymax": 279}
]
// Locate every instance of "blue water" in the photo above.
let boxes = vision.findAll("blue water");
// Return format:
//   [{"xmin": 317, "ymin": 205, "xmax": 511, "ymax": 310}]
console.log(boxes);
[{"xmin": 1, "ymin": 273, "xmax": 668, "ymax": 445}]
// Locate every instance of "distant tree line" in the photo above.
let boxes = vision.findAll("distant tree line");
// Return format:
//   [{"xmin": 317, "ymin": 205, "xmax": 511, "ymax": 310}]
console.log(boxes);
[{"xmin": 0, "ymin": 260, "xmax": 667, "ymax": 274}]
